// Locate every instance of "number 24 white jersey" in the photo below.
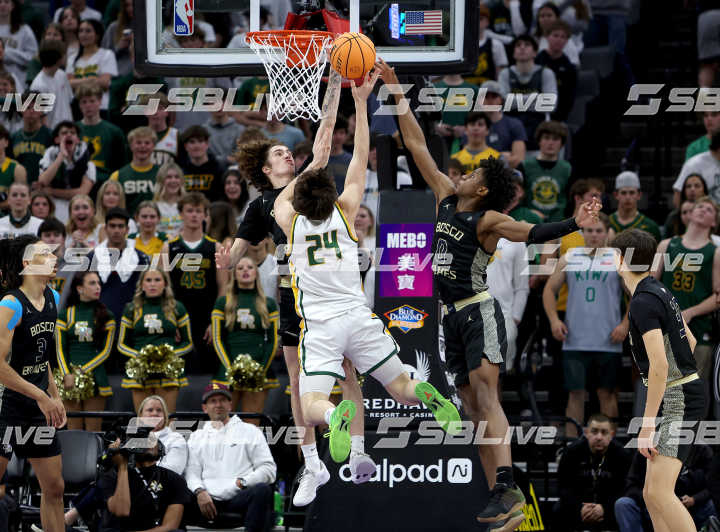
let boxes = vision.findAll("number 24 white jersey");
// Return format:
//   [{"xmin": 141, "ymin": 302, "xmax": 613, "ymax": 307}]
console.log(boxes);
[{"xmin": 288, "ymin": 203, "xmax": 367, "ymax": 322}]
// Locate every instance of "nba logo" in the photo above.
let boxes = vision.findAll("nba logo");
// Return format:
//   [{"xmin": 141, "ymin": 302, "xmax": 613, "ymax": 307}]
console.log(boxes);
[{"xmin": 173, "ymin": 0, "xmax": 194, "ymax": 36}]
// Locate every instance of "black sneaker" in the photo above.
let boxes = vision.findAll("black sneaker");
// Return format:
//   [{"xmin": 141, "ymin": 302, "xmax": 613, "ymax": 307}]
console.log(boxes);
[{"xmin": 476, "ymin": 483, "xmax": 526, "ymax": 523}]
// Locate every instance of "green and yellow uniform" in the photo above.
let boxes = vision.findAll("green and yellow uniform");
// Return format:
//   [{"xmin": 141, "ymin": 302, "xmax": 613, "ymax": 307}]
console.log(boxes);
[
  {"xmin": 118, "ymin": 298, "xmax": 192, "ymax": 388},
  {"xmin": 236, "ymin": 77, "xmax": 269, "ymax": 107},
  {"xmin": 0, "ymin": 157, "xmax": 19, "ymax": 197},
  {"xmin": 129, "ymin": 232, "xmax": 168, "ymax": 258},
  {"xmin": 609, "ymin": 212, "xmax": 662, "ymax": 243},
  {"xmin": 56, "ymin": 301, "xmax": 116, "ymax": 397},
  {"xmin": 451, "ymin": 146, "xmax": 500, "ymax": 174},
  {"xmin": 77, "ymin": 119, "xmax": 128, "ymax": 183},
  {"xmin": 523, "ymin": 158, "xmax": 572, "ymax": 222},
  {"xmin": 110, "ymin": 162, "xmax": 160, "ymax": 216},
  {"xmin": 11, "ymin": 126, "xmax": 52, "ymax": 184},
  {"xmin": 661, "ymin": 236, "xmax": 716, "ymax": 345},
  {"xmin": 211, "ymin": 291, "xmax": 279, "ymax": 389}
]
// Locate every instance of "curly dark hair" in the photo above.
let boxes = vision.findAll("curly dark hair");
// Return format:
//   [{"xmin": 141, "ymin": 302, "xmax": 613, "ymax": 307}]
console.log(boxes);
[
  {"xmin": 292, "ymin": 168, "xmax": 337, "ymax": 220},
  {"xmin": 67, "ymin": 272, "xmax": 111, "ymax": 351},
  {"xmin": 234, "ymin": 139, "xmax": 275, "ymax": 192},
  {"xmin": 0, "ymin": 235, "xmax": 40, "ymax": 296},
  {"xmin": 476, "ymin": 157, "xmax": 516, "ymax": 213}
]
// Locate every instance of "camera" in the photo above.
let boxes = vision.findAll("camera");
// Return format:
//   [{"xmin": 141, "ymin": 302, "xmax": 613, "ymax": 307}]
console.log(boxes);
[{"xmin": 99, "ymin": 422, "xmax": 164, "ymax": 468}]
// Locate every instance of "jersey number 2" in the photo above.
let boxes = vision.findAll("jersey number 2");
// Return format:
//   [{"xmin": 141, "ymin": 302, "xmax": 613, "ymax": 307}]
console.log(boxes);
[{"xmin": 306, "ymin": 231, "xmax": 342, "ymax": 266}]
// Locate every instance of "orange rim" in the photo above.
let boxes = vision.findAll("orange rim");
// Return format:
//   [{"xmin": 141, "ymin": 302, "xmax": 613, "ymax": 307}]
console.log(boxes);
[{"xmin": 245, "ymin": 30, "xmax": 335, "ymax": 48}]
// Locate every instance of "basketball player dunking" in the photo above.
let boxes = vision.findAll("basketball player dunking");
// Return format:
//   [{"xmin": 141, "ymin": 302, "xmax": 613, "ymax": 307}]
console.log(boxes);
[
  {"xmin": 0, "ymin": 235, "xmax": 66, "ymax": 532},
  {"xmin": 376, "ymin": 59, "xmax": 600, "ymax": 532},
  {"xmin": 216, "ymin": 71, "xmax": 372, "ymax": 506},
  {"xmin": 273, "ymin": 70, "xmax": 460, "ymax": 475}
]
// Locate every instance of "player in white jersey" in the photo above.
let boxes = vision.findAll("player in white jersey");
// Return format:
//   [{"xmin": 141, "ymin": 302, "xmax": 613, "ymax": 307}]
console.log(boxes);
[{"xmin": 274, "ymin": 70, "xmax": 460, "ymax": 476}]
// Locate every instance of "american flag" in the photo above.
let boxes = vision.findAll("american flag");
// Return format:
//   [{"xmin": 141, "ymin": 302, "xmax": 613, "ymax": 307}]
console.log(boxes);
[{"xmin": 404, "ymin": 10, "xmax": 443, "ymax": 35}]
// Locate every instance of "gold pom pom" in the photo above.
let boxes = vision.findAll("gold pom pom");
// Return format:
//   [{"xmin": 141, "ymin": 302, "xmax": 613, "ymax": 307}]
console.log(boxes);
[
  {"xmin": 53, "ymin": 365, "xmax": 96, "ymax": 401},
  {"xmin": 125, "ymin": 343, "xmax": 185, "ymax": 384},
  {"xmin": 227, "ymin": 354, "xmax": 265, "ymax": 392}
]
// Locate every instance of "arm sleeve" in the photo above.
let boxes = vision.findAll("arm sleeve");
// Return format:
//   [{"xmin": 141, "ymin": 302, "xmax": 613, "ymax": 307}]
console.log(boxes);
[
  {"xmin": 235, "ymin": 198, "xmax": 268, "ymax": 245},
  {"xmin": 174, "ymin": 303, "xmax": 193, "ymax": 357},
  {"xmin": 117, "ymin": 305, "xmax": 139, "ymax": 357},
  {"xmin": 81, "ymin": 318, "xmax": 115, "ymax": 373},
  {"xmin": 631, "ymin": 293, "xmax": 664, "ymax": 335},
  {"xmin": 56, "ymin": 309, "xmax": 70, "ymax": 375},
  {"xmin": 4, "ymin": 26, "xmax": 38, "ymax": 68},
  {"xmin": 492, "ymin": 39, "xmax": 508, "ymax": 68},
  {"xmin": 184, "ymin": 435, "xmax": 205, "ymax": 493},
  {"xmin": 0, "ymin": 297, "xmax": 22, "ymax": 331},
  {"xmin": 211, "ymin": 298, "xmax": 231, "ymax": 369},
  {"xmin": 243, "ymin": 427, "xmax": 277, "ymax": 486},
  {"xmin": 159, "ymin": 433, "xmax": 189, "ymax": 476},
  {"xmin": 262, "ymin": 298, "xmax": 279, "ymax": 366}
]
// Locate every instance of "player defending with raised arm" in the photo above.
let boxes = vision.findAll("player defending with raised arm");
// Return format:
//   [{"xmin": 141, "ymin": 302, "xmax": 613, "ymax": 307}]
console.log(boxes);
[
  {"xmin": 613, "ymin": 229, "xmax": 703, "ymax": 532},
  {"xmin": 216, "ymin": 71, "xmax": 371, "ymax": 505},
  {"xmin": 273, "ymin": 70, "xmax": 460, "ymax": 486},
  {"xmin": 0, "ymin": 236, "xmax": 67, "ymax": 532},
  {"xmin": 375, "ymin": 59, "xmax": 600, "ymax": 532}
]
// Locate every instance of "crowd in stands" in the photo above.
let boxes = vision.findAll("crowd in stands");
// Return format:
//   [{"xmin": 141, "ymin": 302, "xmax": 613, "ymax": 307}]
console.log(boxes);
[{"xmin": 0, "ymin": 0, "xmax": 716, "ymax": 529}]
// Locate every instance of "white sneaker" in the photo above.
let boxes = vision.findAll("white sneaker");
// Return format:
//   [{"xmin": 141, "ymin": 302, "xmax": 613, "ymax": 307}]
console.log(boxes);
[
  {"xmin": 349, "ymin": 452, "xmax": 377, "ymax": 484},
  {"xmin": 292, "ymin": 462, "xmax": 330, "ymax": 507}
]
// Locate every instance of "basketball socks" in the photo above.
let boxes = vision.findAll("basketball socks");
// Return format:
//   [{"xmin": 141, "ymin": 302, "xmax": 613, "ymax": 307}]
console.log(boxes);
[
  {"xmin": 301, "ymin": 443, "xmax": 322, "ymax": 472},
  {"xmin": 324, "ymin": 407, "xmax": 335, "ymax": 426},
  {"xmin": 351, "ymin": 435, "xmax": 365, "ymax": 456},
  {"xmin": 496, "ymin": 466, "xmax": 514, "ymax": 487}
]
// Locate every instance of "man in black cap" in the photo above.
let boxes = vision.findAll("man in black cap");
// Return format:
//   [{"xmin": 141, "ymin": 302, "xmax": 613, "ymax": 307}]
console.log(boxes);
[
  {"xmin": 185, "ymin": 383, "xmax": 276, "ymax": 532},
  {"xmin": 86, "ymin": 207, "xmax": 150, "ymax": 326}
]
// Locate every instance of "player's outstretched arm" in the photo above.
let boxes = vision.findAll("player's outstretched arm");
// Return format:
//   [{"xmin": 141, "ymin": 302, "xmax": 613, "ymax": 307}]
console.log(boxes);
[
  {"xmin": 478, "ymin": 199, "xmax": 601, "ymax": 248},
  {"xmin": 338, "ymin": 71, "xmax": 380, "ymax": 221},
  {"xmin": 306, "ymin": 70, "xmax": 343, "ymax": 171},
  {"xmin": 374, "ymin": 59, "xmax": 455, "ymax": 205}
]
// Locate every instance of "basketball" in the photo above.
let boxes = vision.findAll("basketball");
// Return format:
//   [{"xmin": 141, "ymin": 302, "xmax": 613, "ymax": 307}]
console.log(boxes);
[{"xmin": 330, "ymin": 32, "xmax": 376, "ymax": 80}]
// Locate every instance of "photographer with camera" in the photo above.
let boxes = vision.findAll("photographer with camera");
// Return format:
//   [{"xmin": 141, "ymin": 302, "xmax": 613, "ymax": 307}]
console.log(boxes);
[{"xmin": 97, "ymin": 429, "xmax": 192, "ymax": 532}]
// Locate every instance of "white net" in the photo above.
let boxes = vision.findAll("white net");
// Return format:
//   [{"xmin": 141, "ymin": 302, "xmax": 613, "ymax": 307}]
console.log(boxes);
[{"xmin": 246, "ymin": 31, "xmax": 334, "ymax": 122}]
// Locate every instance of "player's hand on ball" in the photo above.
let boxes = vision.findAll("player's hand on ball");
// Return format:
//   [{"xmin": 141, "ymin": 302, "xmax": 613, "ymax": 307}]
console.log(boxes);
[
  {"xmin": 575, "ymin": 199, "xmax": 602, "ymax": 228},
  {"xmin": 351, "ymin": 70, "xmax": 380, "ymax": 101}
]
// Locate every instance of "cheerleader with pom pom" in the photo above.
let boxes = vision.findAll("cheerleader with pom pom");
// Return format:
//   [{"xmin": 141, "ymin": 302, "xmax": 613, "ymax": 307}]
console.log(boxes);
[
  {"xmin": 119, "ymin": 268, "xmax": 192, "ymax": 412},
  {"xmin": 211, "ymin": 256, "xmax": 278, "ymax": 417},
  {"xmin": 56, "ymin": 271, "xmax": 115, "ymax": 431}
]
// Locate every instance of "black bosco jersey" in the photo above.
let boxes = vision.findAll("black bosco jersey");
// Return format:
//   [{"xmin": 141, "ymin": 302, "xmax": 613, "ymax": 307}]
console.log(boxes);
[
  {"xmin": 168, "ymin": 235, "xmax": 218, "ymax": 333},
  {"xmin": 1, "ymin": 287, "xmax": 58, "ymax": 423},
  {"xmin": 235, "ymin": 188, "xmax": 288, "ymax": 265},
  {"xmin": 432, "ymin": 195, "xmax": 493, "ymax": 303},
  {"xmin": 628, "ymin": 276, "xmax": 698, "ymax": 384}
]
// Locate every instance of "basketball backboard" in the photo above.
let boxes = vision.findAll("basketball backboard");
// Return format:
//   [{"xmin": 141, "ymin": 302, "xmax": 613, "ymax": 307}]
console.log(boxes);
[{"xmin": 133, "ymin": 0, "xmax": 479, "ymax": 76}]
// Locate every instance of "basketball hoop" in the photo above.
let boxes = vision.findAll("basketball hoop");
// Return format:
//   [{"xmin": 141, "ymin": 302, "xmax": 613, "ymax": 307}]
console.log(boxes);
[{"xmin": 246, "ymin": 30, "xmax": 334, "ymax": 122}]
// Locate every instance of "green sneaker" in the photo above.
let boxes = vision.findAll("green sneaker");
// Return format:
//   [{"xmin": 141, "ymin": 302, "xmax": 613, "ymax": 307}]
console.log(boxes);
[
  {"xmin": 487, "ymin": 510, "xmax": 525, "ymax": 532},
  {"xmin": 326, "ymin": 400, "xmax": 356, "ymax": 463},
  {"xmin": 415, "ymin": 382, "xmax": 462, "ymax": 434}
]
